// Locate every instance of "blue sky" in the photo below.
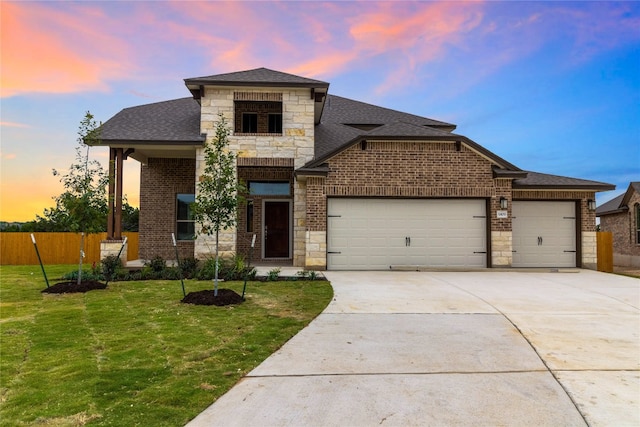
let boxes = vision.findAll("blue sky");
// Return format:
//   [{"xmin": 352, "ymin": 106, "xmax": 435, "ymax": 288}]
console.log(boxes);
[{"xmin": 1, "ymin": 1, "xmax": 639, "ymax": 221}]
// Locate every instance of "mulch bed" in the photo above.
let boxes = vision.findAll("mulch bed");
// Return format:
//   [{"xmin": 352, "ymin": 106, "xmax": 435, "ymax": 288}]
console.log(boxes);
[
  {"xmin": 42, "ymin": 280, "xmax": 107, "ymax": 294},
  {"xmin": 181, "ymin": 288, "xmax": 244, "ymax": 306}
]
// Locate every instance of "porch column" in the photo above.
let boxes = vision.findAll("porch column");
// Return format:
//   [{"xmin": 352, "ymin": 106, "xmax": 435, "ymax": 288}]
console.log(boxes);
[
  {"xmin": 114, "ymin": 148, "xmax": 123, "ymax": 239},
  {"xmin": 107, "ymin": 147, "xmax": 124, "ymax": 240},
  {"xmin": 107, "ymin": 148, "xmax": 116, "ymax": 239}
]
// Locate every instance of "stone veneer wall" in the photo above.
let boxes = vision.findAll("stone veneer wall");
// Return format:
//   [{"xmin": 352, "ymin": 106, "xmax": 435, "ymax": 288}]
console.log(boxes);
[
  {"xmin": 139, "ymin": 158, "xmax": 195, "ymax": 260},
  {"xmin": 195, "ymin": 87, "xmax": 315, "ymax": 262}
]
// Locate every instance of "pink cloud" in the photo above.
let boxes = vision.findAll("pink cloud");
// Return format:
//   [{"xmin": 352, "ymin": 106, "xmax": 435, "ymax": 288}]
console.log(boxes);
[
  {"xmin": 0, "ymin": 121, "xmax": 29, "ymax": 128},
  {"xmin": 1, "ymin": 2, "xmax": 136, "ymax": 98}
]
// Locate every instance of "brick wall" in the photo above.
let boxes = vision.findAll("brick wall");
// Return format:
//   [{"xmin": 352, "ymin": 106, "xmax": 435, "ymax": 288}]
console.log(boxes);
[
  {"xmin": 139, "ymin": 158, "xmax": 195, "ymax": 260},
  {"xmin": 308, "ymin": 141, "xmax": 501, "ymax": 233},
  {"xmin": 600, "ymin": 191, "xmax": 640, "ymax": 257}
]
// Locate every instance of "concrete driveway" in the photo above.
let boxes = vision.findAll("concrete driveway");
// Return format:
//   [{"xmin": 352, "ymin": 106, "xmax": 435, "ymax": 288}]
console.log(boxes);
[{"xmin": 187, "ymin": 270, "xmax": 639, "ymax": 426}]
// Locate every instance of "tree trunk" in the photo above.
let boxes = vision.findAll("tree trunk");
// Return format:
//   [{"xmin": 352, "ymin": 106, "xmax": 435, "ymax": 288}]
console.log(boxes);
[
  {"xmin": 214, "ymin": 228, "xmax": 219, "ymax": 297},
  {"xmin": 77, "ymin": 232, "xmax": 84, "ymax": 285}
]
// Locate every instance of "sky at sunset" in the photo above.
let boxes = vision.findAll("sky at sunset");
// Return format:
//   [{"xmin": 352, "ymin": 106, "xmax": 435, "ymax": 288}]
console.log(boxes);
[{"xmin": 1, "ymin": 1, "xmax": 639, "ymax": 222}]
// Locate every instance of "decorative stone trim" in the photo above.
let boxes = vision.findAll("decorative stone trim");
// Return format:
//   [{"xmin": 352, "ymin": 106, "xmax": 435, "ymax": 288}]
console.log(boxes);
[
  {"xmin": 100, "ymin": 240, "xmax": 127, "ymax": 265},
  {"xmin": 581, "ymin": 231, "xmax": 597, "ymax": 270},
  {"xmin": 305, "ymin": 231, "xmax": 327, "ymax": 269},
  {"xmin": 237, "ymin": 157, "xmax": 294, "ymax": 167},
  {"xmin": 325, "ymin": 185, "xmax": 494, "ymax": 197},
  {"xmin": 491, "ymin": 231, "xmax": 512, "ymax": 267},
  {"xmin": 234, "ymin": 92, "xmax": 282, "ymax": 101}
]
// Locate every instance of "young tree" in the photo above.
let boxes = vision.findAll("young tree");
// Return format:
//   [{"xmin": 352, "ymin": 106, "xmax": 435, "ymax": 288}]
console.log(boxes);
[
  {"xmin": 54, "ymin": 112, "xmax": 108, "ymax": 284},
  {"xmin": 192, "ymin": 114, "xmax": 246, "ymax": 296}
]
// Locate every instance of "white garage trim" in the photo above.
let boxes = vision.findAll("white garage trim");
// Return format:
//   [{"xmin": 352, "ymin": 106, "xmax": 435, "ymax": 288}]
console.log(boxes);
[
  {"xmin": 327, "ymin": 198, "xmax": 487, "ymax": 270},
  {"xmin": 512, "ymin": 201, "xmax": 577, "ymax": 268}
]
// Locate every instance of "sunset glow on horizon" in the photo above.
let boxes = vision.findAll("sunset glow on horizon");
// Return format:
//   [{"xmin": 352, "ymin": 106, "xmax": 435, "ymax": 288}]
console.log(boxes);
[{"xmin": 1, "ymin": 1, "xmax": 638, "ymax": 222}]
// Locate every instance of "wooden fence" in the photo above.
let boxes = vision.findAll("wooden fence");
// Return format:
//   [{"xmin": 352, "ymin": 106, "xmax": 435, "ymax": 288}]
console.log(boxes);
[
  {"xmin": 0, "ymin": 232, "xmax": 139, "ymax": 266},
  {"xmin": 596, "ymin": 231, "xmax": 613, "ymax": 273}
]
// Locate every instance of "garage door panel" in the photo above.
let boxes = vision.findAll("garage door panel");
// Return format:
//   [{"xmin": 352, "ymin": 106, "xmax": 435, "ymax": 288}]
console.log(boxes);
[
  {"xmin": 327, "ymin": 199, "xmax": 486, "ymax": 270},
  {"xmin": 512, "ymin": 201, "xmax": 576, "ymax": 268}
]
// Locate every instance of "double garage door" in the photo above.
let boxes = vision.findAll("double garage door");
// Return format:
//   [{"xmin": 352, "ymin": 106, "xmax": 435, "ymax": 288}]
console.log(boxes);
[
  {"xmin": 327, "ymin": 199, "xmax": 487, "ymax": 270},
  {"xmin": 326, "ymin": 199, "xmax": 578, "ymax": 270}
]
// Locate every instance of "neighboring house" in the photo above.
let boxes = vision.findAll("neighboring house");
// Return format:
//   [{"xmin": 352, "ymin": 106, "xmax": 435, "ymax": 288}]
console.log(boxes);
[
  {"xmin": 596, "ymin": 182, "xmax": 640, "ymax": 268},
  {"xmin": 94, "ymin": 68, "xmax": 614, "ymax": 270}
]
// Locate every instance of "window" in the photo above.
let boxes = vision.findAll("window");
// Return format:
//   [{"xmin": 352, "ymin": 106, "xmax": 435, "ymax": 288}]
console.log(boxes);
[
  {"xmin": 242, "ymin": 113, "xmax": 258, "ymax": 133},
  {"xmin": 636, "ymin": 204, "xmax": 640, "ymax": 244},
  {"xmin": 268, "ymin": 113, "xmax": 282, "ymax": 133},
  {"xmin": 248, "ymin": 181, "xmax": 290, "ymax": 196},
  {"xmin": 246, "ymin": 200, "xmax": 254, "ymax": 232},
  {"xmin": 234, "ymin": 101, "xmax": 282, "ymax": 134},
  {"xmin": 176, "ymin": 194, "xmax": 195, "ymax": 240}
]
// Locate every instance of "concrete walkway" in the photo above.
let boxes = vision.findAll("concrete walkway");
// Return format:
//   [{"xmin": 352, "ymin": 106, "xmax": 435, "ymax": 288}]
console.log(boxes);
[{"xmin": 186, "ymin": 270, "xmax": 639, "ymax": 427}]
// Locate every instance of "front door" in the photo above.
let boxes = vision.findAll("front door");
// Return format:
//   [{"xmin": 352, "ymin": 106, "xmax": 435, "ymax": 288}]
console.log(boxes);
[{"xmin": 264, "ymin": 201, "xmax": 290, "ymax": 258}]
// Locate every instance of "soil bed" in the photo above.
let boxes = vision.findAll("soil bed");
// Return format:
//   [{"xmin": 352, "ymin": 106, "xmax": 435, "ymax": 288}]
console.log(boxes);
[
  {"xmin": 181, "ymin": 288, "xmax": 244, "ymax": 306},
  {"xmin": 42, "ymin": 280, "xmax": 107, "ymax": 294}
]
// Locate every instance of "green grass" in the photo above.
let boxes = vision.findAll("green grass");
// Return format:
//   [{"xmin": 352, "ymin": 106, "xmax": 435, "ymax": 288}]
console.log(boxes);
[{"xmin": 0, "ymin": 265, "xmax": 333, "ymax": 426}]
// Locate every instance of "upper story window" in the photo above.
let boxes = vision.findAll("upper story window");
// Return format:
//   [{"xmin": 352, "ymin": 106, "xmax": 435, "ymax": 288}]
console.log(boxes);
[
  {"xmin": 234, "ymin": 92, "xmax": 284, "ymax": 136},
  {"xmin": 242, "ymin": 113, "xmax": 258, "ymax": 133},
  {"xmin": 235, "ymin": 101, "xmax": 282, "ymax": 135}
]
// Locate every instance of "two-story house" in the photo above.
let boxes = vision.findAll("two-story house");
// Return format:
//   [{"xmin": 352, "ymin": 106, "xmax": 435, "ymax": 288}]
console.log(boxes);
[{"xmin": 95, "ymin": 68, "xmax": 614, "ymax": 270}]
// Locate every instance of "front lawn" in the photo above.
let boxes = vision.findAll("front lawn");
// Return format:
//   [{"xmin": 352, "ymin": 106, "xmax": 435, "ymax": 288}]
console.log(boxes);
[{"xmin": 0, "ymin": 265, "xmax": 332, "ymax": 426}]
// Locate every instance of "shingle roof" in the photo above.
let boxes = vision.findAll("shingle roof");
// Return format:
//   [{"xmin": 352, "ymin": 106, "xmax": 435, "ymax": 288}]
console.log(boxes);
[
  {"xmin": 307, "ymin": 94, "xmax": 520, "ymax": 171},
  {"xmin": 596, "ymin": 194, "xmax": 626, "ymax": 216},
  {"xmin": 184, "ymin": 67, "xmax": 329, "ymax": 88},
  {"xmin": 597, "ymin": 181, "xmax": 640, "ymax": 215},
  {"xmin": 321, "ymin": 95, "xmax": 455, "ymax": 130},
  {"xmin": 513, "ymin": 171, "xmax": 615, "ymax": 191},
  {"xmin": 98, "ymin": 98, "xmax": 203, "ymax": 143}
]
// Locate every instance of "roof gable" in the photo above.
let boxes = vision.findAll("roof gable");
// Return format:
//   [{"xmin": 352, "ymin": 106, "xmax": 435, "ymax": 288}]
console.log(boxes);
[
  {"xmin": 621, "ymin": 181, "xmax": 640, "ymax": 206},
  {"xmin": 598, "ymin": 181, "xmax": 640, "ymax": 215},
  {"xmin": 184, "ymin": 67, "xmax": 329, "ymax": 88}
]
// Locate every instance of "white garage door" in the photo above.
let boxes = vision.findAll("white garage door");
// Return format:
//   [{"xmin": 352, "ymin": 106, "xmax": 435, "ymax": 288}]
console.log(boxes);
[
  {"xmin": 327, "ymin": 199, "xmax": 487, "ymax": 270},
  {"xmin": 512, "ymin": 201, "xmax": 576, "ymax": 268}
]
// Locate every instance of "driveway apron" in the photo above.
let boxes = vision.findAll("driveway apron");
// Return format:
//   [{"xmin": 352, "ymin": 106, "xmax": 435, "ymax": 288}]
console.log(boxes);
[{"xmin": 186, "ymin": 270, "xmax": 639, "ymax": 427}]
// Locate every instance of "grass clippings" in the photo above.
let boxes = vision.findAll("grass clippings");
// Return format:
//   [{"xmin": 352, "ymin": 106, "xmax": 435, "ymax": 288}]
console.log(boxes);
[{"xmin": 0, "ymin": 265, "xmax": 332, "ymax": 426}]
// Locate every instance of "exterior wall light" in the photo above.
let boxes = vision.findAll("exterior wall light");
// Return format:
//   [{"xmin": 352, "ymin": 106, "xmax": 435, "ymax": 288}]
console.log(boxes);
[
  {"xmin": 588, "ymin": 199, "xmax": 596, "ymax": 210},
  {"xmin": 499, "ymin": 197, "xmax": 508, "ymax": 209}
]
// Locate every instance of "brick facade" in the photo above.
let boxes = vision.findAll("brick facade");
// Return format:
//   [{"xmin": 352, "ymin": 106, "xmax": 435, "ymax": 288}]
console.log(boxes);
[
  {"xmin": 600, "ymin": 190, "xmax": 640, "ymax": 267},
  {"xmin": 139, "ymin": 158, "xmax": 195, "ymax": 260}
]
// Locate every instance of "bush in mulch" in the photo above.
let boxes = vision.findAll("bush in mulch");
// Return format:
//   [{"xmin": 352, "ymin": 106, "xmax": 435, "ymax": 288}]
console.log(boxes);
[
  {"xmin": 42, "ymin": 280, "xmax": 107, "ymax": 294},
  {"xmin": 181, "ymin": 288, "xmax": 244, "ymax": 306}
]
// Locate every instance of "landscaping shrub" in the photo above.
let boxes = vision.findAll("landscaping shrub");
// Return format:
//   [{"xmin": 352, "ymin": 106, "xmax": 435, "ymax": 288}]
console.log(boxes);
[
  {"xmin": 101, "ymin": 254, "xmax": 124, "ymax": 281},
  {"xmin": 197, "ymin": 254, "xmax": 256, "ymax": 281},
  {"xmin": 145, "ymin": 256, "xmax": 166, "ymax": 273},
  {"xmin": 179, "ymin": 257, "xmax": 199, "ymax": 279}
]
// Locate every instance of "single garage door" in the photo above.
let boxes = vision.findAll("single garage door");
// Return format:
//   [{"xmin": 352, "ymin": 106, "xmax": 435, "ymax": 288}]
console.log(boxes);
[
  {"xmin": 327, "ymin": 199, "xmax": 487, "ymax": 270},
  {"xmin": 512, "ymin": 201, "xmax": 576, "ymax": 268}
]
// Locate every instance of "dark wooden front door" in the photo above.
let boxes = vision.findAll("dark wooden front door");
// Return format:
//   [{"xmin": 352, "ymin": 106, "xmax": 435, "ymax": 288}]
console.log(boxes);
[{"xmin": 264, "ymin": 201, "xmax": 290, "ymax": 258}]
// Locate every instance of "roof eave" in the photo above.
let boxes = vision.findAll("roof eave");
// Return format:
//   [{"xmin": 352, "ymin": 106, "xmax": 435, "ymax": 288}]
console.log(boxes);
[
  {"xmin": 512, "ymin": 183, "xmax": 616, "ymax": 191},
  {"xmin": 596, "ymin": 207, "xmax": 628, "ymax": 216},
  {"xmin": 306, "ymin": 134, "xmax": 521, "ymax": 171}
]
